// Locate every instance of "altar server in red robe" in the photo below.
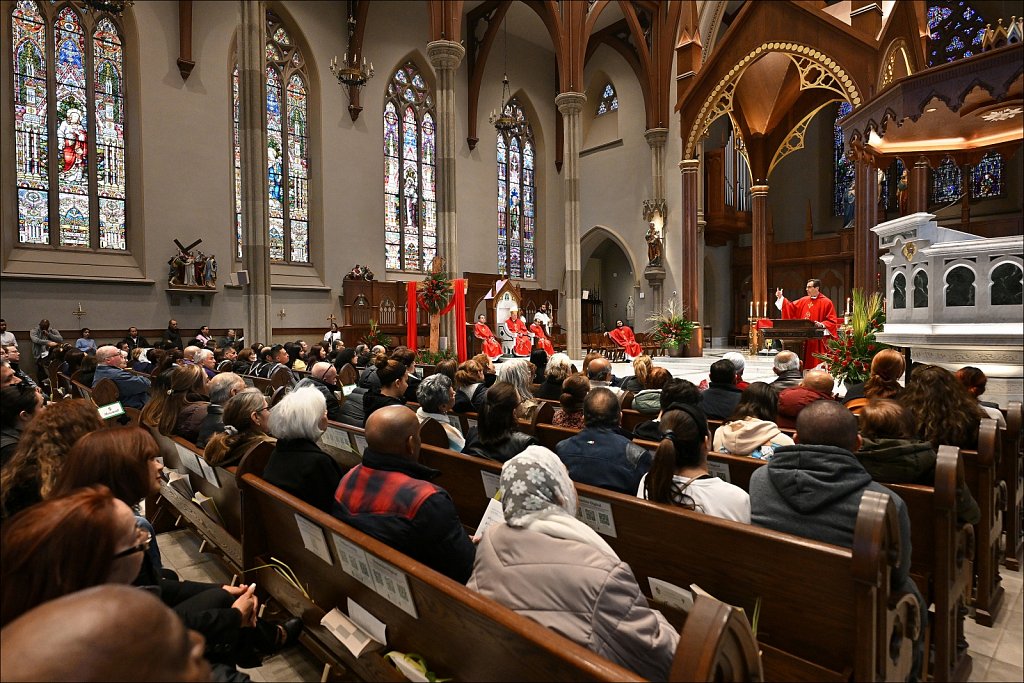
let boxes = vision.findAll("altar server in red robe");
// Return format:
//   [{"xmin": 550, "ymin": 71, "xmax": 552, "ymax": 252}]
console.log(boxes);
[
  {"xmin": 605, "ymin": 320, "xmax": 643, "ymax": 360},
  {"xmin": 775, "ymin": 279, "xmax": 838, "ymax": 369},
  {"xmin": 474, "ymin": 314, "xmax": 503, "ymax": 361},
  {"xmin": 529, "ymin": 314, "xmax": 554, "ymax": 356},
  {"xmin": 505, "ymin": 309, "xmax": 532, "ymax": 357}
]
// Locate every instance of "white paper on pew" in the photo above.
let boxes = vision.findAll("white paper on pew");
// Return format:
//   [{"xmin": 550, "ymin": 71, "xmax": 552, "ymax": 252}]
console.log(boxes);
[
  {"xmin": 353, "ymin": 434, "xmax": 368, "ymax": 454},
  {"xmin": 388, "ymin": 654, "xmax": 430, "ymax": 683},
  {"xmin": 331, "ymin": 533, "xmax": 376, "ymax": 589},
  {"xmin": 175, "ymin": 444, "xmax": 203, "ymax": 476},
  {"xmin": 320, "ymin": 607, "xmax": 380, "ymax": 657},
  {"xmin": 198, "ymin": 459, "xmax": 220, "ymax": 488},
  {"xmin": 366, "ymin": 555, "xmax": 418, "ymax": 618},
  {"xmin": 706, "ymin": 460, "xmax": 731, "ymax": 483},
  {"xmin": 347, "ymin": 598, "xmax": 387, "ymax": 646},
  {"xmin": 294, "ymin": 514, "xmax": 333, "ymax": 565},
  {"xmin": 321, "ymin": 426, "xmax": 350, "ymax": 451},
  {"xmin": 342, "ymin": 384, "xmax": 357, "ymax": 396},
  {"xmin": 480, "ymin": 471, "xmax": 500, "ymax": 499},
  {"xmin": 473, "ymin": 497, "xmax": 505, "ymax": 542},
  {"xmin": 648, "ymin": 577, "xmax": 694, "ymax": 613},
  {"xmin": 576, "ymin": 496, "xmax": 617, "ymax": 537}
]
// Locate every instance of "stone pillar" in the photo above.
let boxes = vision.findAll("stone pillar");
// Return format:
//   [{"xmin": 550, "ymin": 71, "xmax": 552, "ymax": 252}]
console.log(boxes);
[
  {"xmin": 680, "ymin": 159, "xmax": 702, "ymax": 356},
  {"xmin": 750, "ymin": 184, "xmax": 769, "ymax": 317},
  {"xmin": 909, "ymin": 158, "xmax": 929, "ymax": 213},
  {"xmin": 239, "ymin": 0, "xmax": 272, "ymax": 344},
  {"xmin": 644, "ymin": 128, "xmax": 669, "ymax": 315},
  {"xmin": 556, "ymin": 92, "xmax": 586, "ymax": 360},
  {"xmin": 427, "ymin": 40, "xmax": 466, "ymax": 350},
  {"xmin": 854, "ymin": 157, "xmax": 880, "ymax": 292}
]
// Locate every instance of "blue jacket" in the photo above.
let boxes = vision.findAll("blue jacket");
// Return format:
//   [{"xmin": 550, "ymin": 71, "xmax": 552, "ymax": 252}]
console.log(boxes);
[
  {"xmin": 556, "ymin": 426, "xmax": 652, "ymax": 495},
  {"xmin": 93, "ymin": 363, "xmax": 151, "ymax": 409},
  {"xmin": 332, "ymin": 447, "xmax": 475, "ymax": 583}
]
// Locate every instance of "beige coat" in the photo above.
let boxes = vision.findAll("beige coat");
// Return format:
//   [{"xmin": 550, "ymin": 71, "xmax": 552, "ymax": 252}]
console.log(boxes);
[{"xmin": 468, "ymin": 523, "xmax": 679, "ymax": 680}]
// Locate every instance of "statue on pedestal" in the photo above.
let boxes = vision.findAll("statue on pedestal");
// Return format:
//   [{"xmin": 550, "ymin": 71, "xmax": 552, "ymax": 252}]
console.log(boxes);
[{"xmin": 645, "ymin": 222, "xmax": 663, "ymax": 267}]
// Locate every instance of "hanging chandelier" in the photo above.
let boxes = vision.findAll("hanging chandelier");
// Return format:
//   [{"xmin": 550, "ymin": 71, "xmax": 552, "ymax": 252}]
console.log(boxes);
[
  {"xmin": 83, "ymin": 0, "xmax": 134, "ymax": 14},
  {"xmin": 488, "ymin": 19, "xmax": 516, "ymax": 133},
  {"xmin": 330, "ymin": 2, "xmax": 373, "ymax": 89}
]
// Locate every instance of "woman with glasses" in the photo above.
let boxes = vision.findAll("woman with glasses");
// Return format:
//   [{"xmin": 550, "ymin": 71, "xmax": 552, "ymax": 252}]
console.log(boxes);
[{"xmin": 203, "ymin": 388, "xmax": 276, "ymax": 468}]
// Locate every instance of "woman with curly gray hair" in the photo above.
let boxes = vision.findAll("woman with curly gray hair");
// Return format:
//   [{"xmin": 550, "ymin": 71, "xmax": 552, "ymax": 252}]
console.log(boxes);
[
  {"xmin": 415, "ymin": 373, "xmax": 465, "ymax": 452},
  {"xmin": 535, "ymin": 352, "xmax": 572, "ymax": 400}
]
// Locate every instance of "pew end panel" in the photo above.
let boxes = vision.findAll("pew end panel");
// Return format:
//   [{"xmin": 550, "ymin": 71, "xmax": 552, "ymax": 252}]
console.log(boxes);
[
  {"xmin": 961, "ymin": 419, "xmax": 1005, "ymax": 626},
  {"xmin": 1000, "ymin": 402, "xmax": 1022, "ymax": 571}
]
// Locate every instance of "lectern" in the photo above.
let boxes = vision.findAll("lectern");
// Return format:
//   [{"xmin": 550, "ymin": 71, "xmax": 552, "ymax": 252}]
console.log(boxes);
[{"xmin": 761, "ymin": 319, "xmax": 826, "ymax": 358}]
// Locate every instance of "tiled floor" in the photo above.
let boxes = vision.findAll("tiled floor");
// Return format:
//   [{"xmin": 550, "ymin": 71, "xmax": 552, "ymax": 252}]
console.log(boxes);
[{"xmin": 158, "ymin": 527, "xmax": 1023, "ymax": 681}]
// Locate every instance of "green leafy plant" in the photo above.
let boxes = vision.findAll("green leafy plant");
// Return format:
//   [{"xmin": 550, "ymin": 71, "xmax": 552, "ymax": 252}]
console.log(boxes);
[
  {"xmin": 360, "ymin": 320, "xmax": 393, "ymax": 349},
  {"xmin": 814, "ymin": 288, "xmax": 887, "ymax": 383},
  {"xmin": 646, "ymin": 299, "xmax": 697, "ymax": 347},
  {"xmin": 416, "ymin": 348, "xmax": 455, "ymax": 365}
]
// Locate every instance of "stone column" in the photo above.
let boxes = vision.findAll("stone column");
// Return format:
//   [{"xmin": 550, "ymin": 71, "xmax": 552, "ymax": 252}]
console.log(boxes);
[
  {"xmin": 853, "ymin": 157, "xmax": 880, "ymax": 291},
  {"xmin": 643, "ymin": 128, "xmax": 669, "ymax": 314},
  {"xmin": 555, "ymin": 92, "xmax": 586, "ymax": 360},
  {"xmin": 680, "ymin": 159, "xmax": 702, "ymax": 356},
  {"xmin": 239, "ymin": 0, "xmax": 272, "ymax": 344},
  {"xmin": 909, "ymin": 158, "xmax": 929, "ymax": 213},
  {"xmin": 427, "ymin": 40, "xmax": 466, "ymax": 351},
  {"xmin": 750, "ymin": 184, "xmax": 769, "ymax": 318}
]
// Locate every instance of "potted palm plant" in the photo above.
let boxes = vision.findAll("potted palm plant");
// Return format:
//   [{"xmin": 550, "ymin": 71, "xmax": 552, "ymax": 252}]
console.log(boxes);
[{"xmin": 647, "ymin": 300, "xmax": 697, "ymax": 357}]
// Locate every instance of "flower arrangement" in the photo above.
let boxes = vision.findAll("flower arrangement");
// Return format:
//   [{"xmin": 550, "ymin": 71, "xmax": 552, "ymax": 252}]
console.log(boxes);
[
  {"xmin": 416, "ymin": 348, "xmax": 455, "ymax": 366},
  {"xmin": 360, "ymin": 320, "xmax": 392, "ymax": 349},
  {"xmin": 417, "ymin": 270, "xmax": 453, "ymax": 314},
  {"xmin": 814, "ymin": 289, "xmax": 887, "ymax": 383},
  {"xmin": 646, "ymin": 299, "xmax": 697, "ymax": 348}
]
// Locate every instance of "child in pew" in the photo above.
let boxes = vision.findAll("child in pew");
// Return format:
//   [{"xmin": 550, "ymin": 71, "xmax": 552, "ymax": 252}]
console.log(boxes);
[
  {"xmin": 638, "ymin": 405, "xmax": 751, "ymax": 523},
  {"xmin": 468, "ymin": 446, "xmax": 679, "ymax": 681},
  {"xmin": 857, "ymin": 399, "xmax": 980, "ymax": 525}
]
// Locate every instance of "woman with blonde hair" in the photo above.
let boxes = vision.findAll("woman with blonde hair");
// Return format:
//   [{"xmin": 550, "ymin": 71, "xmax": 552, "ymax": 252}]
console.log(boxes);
[
  {"xmin": 203, "ymin": 388, "xmax": 276, "ymax": 468},
  {"xmin": 843, "ymin": 348, "xmax": 905, "ymax": 409},
  {"xmin": 620, "ymin": 355, "xmax": 653, "ymax": 394},
  {"xmin": 0, "ymin": 399, "xmax": 103, "ymax": 519}
]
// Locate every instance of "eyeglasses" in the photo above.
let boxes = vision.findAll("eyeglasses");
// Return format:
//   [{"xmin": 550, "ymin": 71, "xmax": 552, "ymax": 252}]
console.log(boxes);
[{"xmin": 113, "ymin": 526, "xmax": 153, "ymax": 559}]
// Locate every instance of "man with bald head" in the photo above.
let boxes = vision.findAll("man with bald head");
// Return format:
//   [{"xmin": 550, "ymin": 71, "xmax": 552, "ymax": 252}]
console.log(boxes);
[
  {"xmin": 776, "ymin": 368, "xmax": 835, "ymax": 429},
  {"xmin": 0, "ymin": 585, "xmax": 211, "ymax": 682},
  {"xmin": 332, "ymin": 405, "xmax": 475, "ymax": 582},
  {"xmin": 770, "ymin": 350, "xmax": 803, "ymax": 391},
  {"xmin": 297, "ymin": 362, "xmax": 342, "ymax": 422},
  {"xmin": 586, "ymin": 355, "xmax": 625, "ymax": 401},
  {"xmin": 93, "ymin": 344, "xmax": 151, "ymax": 408}
]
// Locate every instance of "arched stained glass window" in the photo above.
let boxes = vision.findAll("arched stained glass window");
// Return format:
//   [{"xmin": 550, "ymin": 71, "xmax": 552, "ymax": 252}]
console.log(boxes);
[
  {"xmin": 927, "ymin": 1, "xmax": 985, "ymax": 66},
  {"xmin": 383, "ymin": 62, "xmax": 435, "ymax": 272},
  {"xmin": 597, "ymin": 83, "xmax": 618, "ymax": 116},
  {"xmin": 231, "ymin": 11, "xmax": 310, "ymax": 263},
  {"xmin": 11, "ymin": 1, "xmax": 128, "ymax": 250},
  {"xmin": 497, "ymin": 99, "xmax": 536, "ymax": 279},
  {"xmin": 971, "ymin": 152, "xmax": 1002, "ymax": 198},
  {"xmin": 833, "ymin": 101, "xmax": 854, "ymax": 217},
  {"xmin": 931, "ymin": 157, "xmax": 962, "ymax": 205}
]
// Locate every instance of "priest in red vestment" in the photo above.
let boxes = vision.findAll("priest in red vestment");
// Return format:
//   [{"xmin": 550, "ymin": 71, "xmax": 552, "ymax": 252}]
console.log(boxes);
[
  {"xmin": 775, "ymin": 279, "xmax": 838, "ymax": 369},
  {"xmin": 529, "ymin": 314, "xmax": 554, "ymax": 356},
  {"xmin": 474, "ymin": 314, "xmax": 503, "ymax": 361},
  {"xmin": 605, "ymin": 320, "xmax": 643, "ymax": 360},
  {"xmin": 504, "ymin": 310, "xmax": 532, "ymax": 357}
]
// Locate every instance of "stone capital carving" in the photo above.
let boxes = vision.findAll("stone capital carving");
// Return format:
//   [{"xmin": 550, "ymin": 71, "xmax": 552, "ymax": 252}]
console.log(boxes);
[
  {"xmin": 555, "ymin": 91, "xmax": 587, "ymax": 114},
  {"xmin": 679, "ymin": 158, "xmax": 700, "ymax": 174},
  {"xmin": 644, "ymin": 128, "xmax": 669, "ymax": 147},
  {"xmin": 426, "ymin": 40, "xmax": 466, "ymax": 70},
  {"xmin": 750, "ymin": 184, "xmax": 769, "ymax": 197}
]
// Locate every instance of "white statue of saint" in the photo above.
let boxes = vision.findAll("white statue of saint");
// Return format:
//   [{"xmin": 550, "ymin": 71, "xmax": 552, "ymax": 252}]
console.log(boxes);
[{"xmin": 626, "ymin": 295, "xmax": 635, "ymax": 321}]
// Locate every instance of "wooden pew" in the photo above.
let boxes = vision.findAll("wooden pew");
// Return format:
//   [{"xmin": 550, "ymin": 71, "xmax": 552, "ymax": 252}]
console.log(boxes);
[
  {"xmin": 417, "ymin": 444, "xmax": 918, "ymax": 682},
  {"xmin": 535, "ymin": 422, "xmax": 580, "ymax": 451},
  {"xmin": 91, "ymin": 378, "xmax": 119, "ymax": 405},
  {"xmin": 239, "ymin": 473, "xmax": 762, "ymax": 682},
  {"xmin": 1000, "ymin": 402, "xmax": 1023, "ymax": 570},
  {"xmin": 959, "ymin": 419, "xmax": 1005, "ymax": 626}
]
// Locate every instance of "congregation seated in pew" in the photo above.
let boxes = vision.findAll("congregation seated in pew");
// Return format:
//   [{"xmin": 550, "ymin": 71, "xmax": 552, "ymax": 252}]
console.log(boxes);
[
  {"xmin": 196, "ymin": 371, "xmax": 245, "ymax": 448},
  {"xmin": 468, "ymin": 446, "xmax": 680, "ymax": 681},
  {"xmin": 453, "ymin": 358, "xmax": 488, "ymax": 413},
  {"xmin": 905, "ymin": 364, "xmax": 987, "ymax": 451},
  {"xmin": 535, "ymin": 352, "xmax": 572, "ymax": 400},
  {"xmin": 632, "ymin": 378, "xmax": 703, "ymax": 442},
  {"xmin": 497, "ymin": 358, "xmax": 542, "ymax": 422},
  {"xmin": 553, "ymin": 374, "xmax": 589, "ymax": 429},
  {"xmin": 147, "ymin": 365, "xmax": 209, "ymax": 443},
  {"xmin": 94, "ymin": 344, "xmax": 151, "ymax": 409},
  {"xmin": 641, "ymin": 406, "xmax": 751, "ymax": 523},
  {"xmin": 203, "ymin": 388, "xmax": 276, "ymax": 468},
  {"xmin": 842, "ymin": 347, "xmax": 904, "ymax": 409},
  {"xmin": 768, "ymin": 350, "xmax": 802, "ymax": 391},
  {"xmin": 632, "ymin": 366, "xmax": 671, "ymax": 415},
  {"xmin": 0, "ymin": 384, "xmax": 45, "ymax": 467},
  {"xmin": 463, "ymin": 382, "xmax": 537, "ymax": 462},
  {"xmin": 775, "ymin": 368, "xmax": 835, "ymax": 429},
  {"xmin": 700, "ymin": 359, "xmax": 743, "ymax": 420},
  {"xmin": 414, "ymin": 373, "xmax": 466, "ymax": 452},
  {"xmin": 712, "ymin": 382, "xmax": 793, "ymax": 460},
  {"xmin": 298, "ymin": 361, "xmax": 343, "ymax": 422},
  {"xmin": 333, "ymin": 406, "xmax": 476, "ymax": 583},
  {"xmin": 363, "ymin": 358, "xmax": 411, "ymax": 421},
  {"xmin": 956, "ymin": 366, "xmax": 1007, "ymax": 428},
  {"xmin": 585, "ymin": 356, "xmax": 625, "ymax": 402}
]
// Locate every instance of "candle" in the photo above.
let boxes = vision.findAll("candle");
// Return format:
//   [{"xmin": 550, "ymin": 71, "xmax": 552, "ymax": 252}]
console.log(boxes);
[
  {"xmin": 764, "ymin": 301, "xmax": 768, "ymax": 317},
  {"xmin": 749, "ymin": 301, "xmax": 753, "ymax": 317},
  {"xmin": 756, "ymin": 301, "xmax": 761, "ymax": 317},
  {"xmin": 846, "ymin": 297, "xmax": 851, "ymax": 315}
]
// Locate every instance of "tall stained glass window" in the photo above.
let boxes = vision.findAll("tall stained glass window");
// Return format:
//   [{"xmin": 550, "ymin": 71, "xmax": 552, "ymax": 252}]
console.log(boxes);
[
  {"xmin": 231, "ymin": 12, "xmax": 310, "ymax": 263},
  {"xmin": 832, "ymin": 101, "xmax": 854, "ymax": 217},
  {"xmin": 383, "ymin": 62, "xmax": 435, "ymax": 272},
  {"xmin": 971, "ymin": 152, "xmax": 1003, "ymax": 198},
  {"xmin": 11, "ymin": 1, "xmax": 127, "ymax": 250},
  {"xmin": 931, "ymin": 157, "xmax": 962, "ymax": 204},
  {"xmin": 927, "ymin": 1, "xmax": 986, "ymax": 66},
  {"xmin": 597, "ymin": 83, "xmax": 618, "ymax": 116},
  {"xmin": 496, "ymin": 99, "xmax": 536, "ymax": 279}
]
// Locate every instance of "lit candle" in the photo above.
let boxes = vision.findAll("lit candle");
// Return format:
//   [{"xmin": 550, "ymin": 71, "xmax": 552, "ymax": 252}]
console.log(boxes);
[
  {"xmin": 749, "ymin": 301, "xmax": 753, "ymax": 317},
  {"xmin": 764, "ymin": 301, "xmax": 768, "ymax": 317},
  {"xmin": 755, "ymin": 301, "xmax": 761, "ymax": 317},
  {"xmin": 846, "ymin": 297, "xmax": 851, "ymax": 315}
]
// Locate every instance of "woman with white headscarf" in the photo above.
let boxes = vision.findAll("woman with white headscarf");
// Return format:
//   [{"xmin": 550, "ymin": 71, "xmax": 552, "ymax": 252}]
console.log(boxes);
[{"xmin": 468, "ymin": 446, "xmax": 679, "ymax": 680}]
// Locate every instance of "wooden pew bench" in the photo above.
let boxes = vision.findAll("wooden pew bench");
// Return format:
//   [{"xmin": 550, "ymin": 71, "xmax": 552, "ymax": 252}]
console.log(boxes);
[
  {"xmin": 239, "ymin": 473, "xmax": 761, "ymax": 682},
  {"xmin": 417, "ymin": 445, "xmax": 919, "ymax": 682},
  {"xmin": 999, "ymin": 402, "xmax": 1022, "ymax": 570}
]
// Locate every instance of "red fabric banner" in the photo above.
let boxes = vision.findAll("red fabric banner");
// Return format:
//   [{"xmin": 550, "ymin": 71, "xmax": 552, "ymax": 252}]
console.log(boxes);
[
  {"xmin": 406, "ymin": 281, "xmax": 418, "ymax": 349},
  {"xmin": 406, "ymin": 278, "xmax": 468, "ymax": 362}
]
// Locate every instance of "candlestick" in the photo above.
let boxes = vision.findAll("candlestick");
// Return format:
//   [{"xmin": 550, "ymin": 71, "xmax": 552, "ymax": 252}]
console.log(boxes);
[
  {"xmin": 749, "ymin": 301, "xmax": 753, "ymax": 317},
  {"xmin": 846, "ymin": 297, "xmax": 851, "ymax": 316}
]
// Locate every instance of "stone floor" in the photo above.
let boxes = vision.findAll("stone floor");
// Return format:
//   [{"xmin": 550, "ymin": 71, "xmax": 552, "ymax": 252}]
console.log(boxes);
[{"xmin": 158, "ymin": 524, "xmax": 1023, "ymax": 682}]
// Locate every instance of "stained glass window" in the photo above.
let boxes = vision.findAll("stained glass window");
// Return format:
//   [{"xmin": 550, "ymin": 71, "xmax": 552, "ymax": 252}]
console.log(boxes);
[
  {"xmin": 927, "ymin": 1, "xmax": 985, "ymax": 66},
  {"xmin": 497, "ymin": 99, "xmax": 536, "ymax": 279},
  {"xmin": 833, "ymin": 101, "xmax": 855, "ymax": 217},
  {"xmin": 231, "ymin": 11, "xmax": 310, "ymax": 263},
  {"xmin": 383, "ymin": 62, "xmax": 435, "ymax": 272},
  {"xmin": 11, "ymin": 1, "xmax": 128, "ymax": 250},
  {"xmin": 931, "ymin": 157, "xmax": 962, "ymax": 204},
  {"xmin": 971, "ymin": 152, "xmax": 1002, "ymax": 198},
  {"xmin": 596, "ymin": 83, "xmax": 618, "ymax": 116}
]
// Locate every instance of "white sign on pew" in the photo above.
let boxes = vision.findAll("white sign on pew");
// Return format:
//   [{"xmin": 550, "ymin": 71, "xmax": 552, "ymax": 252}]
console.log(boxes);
[
  {"xmin": 480, "ymin": 471, "xmax": 500, "ymax": 499},
  {"xmin": 331, "ymin": 533, "xmax": 376, "ymax": 590},
  {"xmin": 706, "ymin": 460, "xmax": 731, "ymax": 483},
  {"xmin": 175, "ymin": 444, "xmax": 203, "ymax": 476},
  {"xmin": 366, "ymin": 555, "xmax": 417, "ymax": 618},
  {"xmin": 294, "ymin": 514, "xmax": 333, "ymax": 565},
  {"xmin": 576, "ymin": 496, "xmax": 617, "ymax": 537},
  {"xmin": 198, "ymin": 459, "xmax": 220, "ymax": 488},
  {"xmin": 321, "ymin": 425, "xmax": 351, "ymax": 452},
  {"xmin": 352, "ymin": 433, "xmax": 368, "ymax": 454}
]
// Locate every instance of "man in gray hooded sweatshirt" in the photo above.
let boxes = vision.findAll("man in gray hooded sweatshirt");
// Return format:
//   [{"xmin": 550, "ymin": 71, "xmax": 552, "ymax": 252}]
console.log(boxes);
[{"xmin": 749, "ymin": 399, "xmax": 924, "ymax": 679}]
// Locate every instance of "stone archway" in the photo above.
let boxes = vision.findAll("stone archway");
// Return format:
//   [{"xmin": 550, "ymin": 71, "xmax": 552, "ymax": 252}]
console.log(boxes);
[{"xmin": 580, "ymin": 226, "xmax": 641, "ymax": 331}]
